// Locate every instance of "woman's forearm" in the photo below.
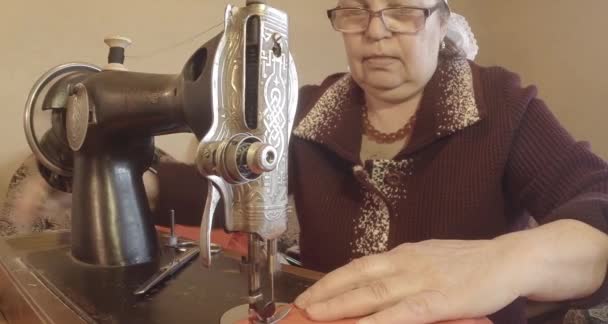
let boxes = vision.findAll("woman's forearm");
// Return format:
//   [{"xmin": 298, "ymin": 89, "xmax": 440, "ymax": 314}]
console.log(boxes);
[{"xmin": 497, "ymin": 219, "xmax": 608, "ymax": 302}]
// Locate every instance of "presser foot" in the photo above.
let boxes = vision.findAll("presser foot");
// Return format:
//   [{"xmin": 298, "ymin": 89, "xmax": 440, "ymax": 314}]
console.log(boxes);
[{"xmin": 219, "ymin": 303, "xmax": 291, "ymax": 324}]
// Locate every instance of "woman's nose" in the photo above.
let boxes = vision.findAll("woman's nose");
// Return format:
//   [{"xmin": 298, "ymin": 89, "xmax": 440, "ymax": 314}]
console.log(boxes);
[{"xmin": 365, "ymin": 15, "xmax": 392, "ymax": 40}]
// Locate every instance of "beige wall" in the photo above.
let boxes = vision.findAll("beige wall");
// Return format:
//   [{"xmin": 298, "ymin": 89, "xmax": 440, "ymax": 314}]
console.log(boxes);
[
  {"xmin": 1, "ymin": 1, "xmax": 607, "ymax": 205},
  {"xmin": 450, "ymin": 0, "xmax": 608, "ymax": 158}
]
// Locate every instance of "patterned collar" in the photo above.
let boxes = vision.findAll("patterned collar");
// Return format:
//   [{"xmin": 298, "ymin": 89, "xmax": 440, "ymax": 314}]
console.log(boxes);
[{"xmin": 293, "ymin": 58, "xmax": 486, "ymax": 163}]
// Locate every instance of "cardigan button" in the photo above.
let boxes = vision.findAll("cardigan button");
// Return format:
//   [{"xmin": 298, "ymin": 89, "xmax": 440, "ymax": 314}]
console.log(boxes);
[{"xmin": 385, "ymin": 172, "xmax": 402, "ymax": 186}]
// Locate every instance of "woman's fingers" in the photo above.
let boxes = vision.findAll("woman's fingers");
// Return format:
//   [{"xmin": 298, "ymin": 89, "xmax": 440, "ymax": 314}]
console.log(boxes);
[
  {"xmin": 357, "ymin": 290, "xmax": 453, "ymax": 324},
  {"xmin": 295, "ymin": 254, "xmax": 398, "ymax": 309},
  {"xmin": 305, "ymin": 275, "xmax": 423, "ymax": 321}
]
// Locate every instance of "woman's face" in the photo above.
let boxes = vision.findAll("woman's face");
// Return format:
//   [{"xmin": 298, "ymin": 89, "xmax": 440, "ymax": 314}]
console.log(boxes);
[{"xmin": 337, "ymin": 0, "xmax": 447, "ymax": 103}]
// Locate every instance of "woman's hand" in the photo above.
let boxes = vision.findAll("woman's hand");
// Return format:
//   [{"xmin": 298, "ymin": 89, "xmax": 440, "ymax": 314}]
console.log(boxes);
[
  {"xmin": 294, "ymin": 220, "xmax": 608, "ymax": 324},
  {"xmin": 294, "ymin": 238, "xmax": 525, "ymax": 324}
]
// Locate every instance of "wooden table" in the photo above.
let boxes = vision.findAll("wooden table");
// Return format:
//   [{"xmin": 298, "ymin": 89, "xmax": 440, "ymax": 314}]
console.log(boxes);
[{"xmin": 0, "ymin": 230, "xmax": 85, "ymax": 324}]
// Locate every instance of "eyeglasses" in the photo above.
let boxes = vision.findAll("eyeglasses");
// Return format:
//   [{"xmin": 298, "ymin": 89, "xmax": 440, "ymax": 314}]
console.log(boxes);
[{"xmin": 327, "ymin": 3, "xmax": 443, "ymax": 34}]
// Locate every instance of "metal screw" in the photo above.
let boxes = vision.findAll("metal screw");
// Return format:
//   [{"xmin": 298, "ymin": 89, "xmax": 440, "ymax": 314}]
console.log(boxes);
[{"xmin": 168, "ymin": 209, "xmax": 178, "ymax": 247}]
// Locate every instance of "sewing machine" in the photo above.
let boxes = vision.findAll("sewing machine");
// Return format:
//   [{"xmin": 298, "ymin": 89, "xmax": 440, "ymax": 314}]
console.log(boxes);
[{"xmin": 1, "ymin": 1, "xmax": 312, "ymax": 323}]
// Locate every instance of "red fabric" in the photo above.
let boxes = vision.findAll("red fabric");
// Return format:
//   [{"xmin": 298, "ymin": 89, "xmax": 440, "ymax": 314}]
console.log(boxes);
[{"xmin": 234, "ymin": 305, "xmax": 492, "ymax": 324}]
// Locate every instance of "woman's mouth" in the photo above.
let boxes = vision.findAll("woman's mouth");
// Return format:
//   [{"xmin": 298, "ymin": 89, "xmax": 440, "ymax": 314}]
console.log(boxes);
[{"xmin": 363, "ymin": 56, "xmax": 399, "ymax": 67}]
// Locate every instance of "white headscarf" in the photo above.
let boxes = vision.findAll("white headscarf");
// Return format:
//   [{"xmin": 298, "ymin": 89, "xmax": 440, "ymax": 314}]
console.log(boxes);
[{"xmin": 443, "ymin": 0, "xmax": 479, "ymax": 61}]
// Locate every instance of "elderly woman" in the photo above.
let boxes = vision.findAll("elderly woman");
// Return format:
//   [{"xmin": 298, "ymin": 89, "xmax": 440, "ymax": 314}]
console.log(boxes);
[{"xmin": 288, "ymin": 0, "xmax": 608, "ymax": 323}]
